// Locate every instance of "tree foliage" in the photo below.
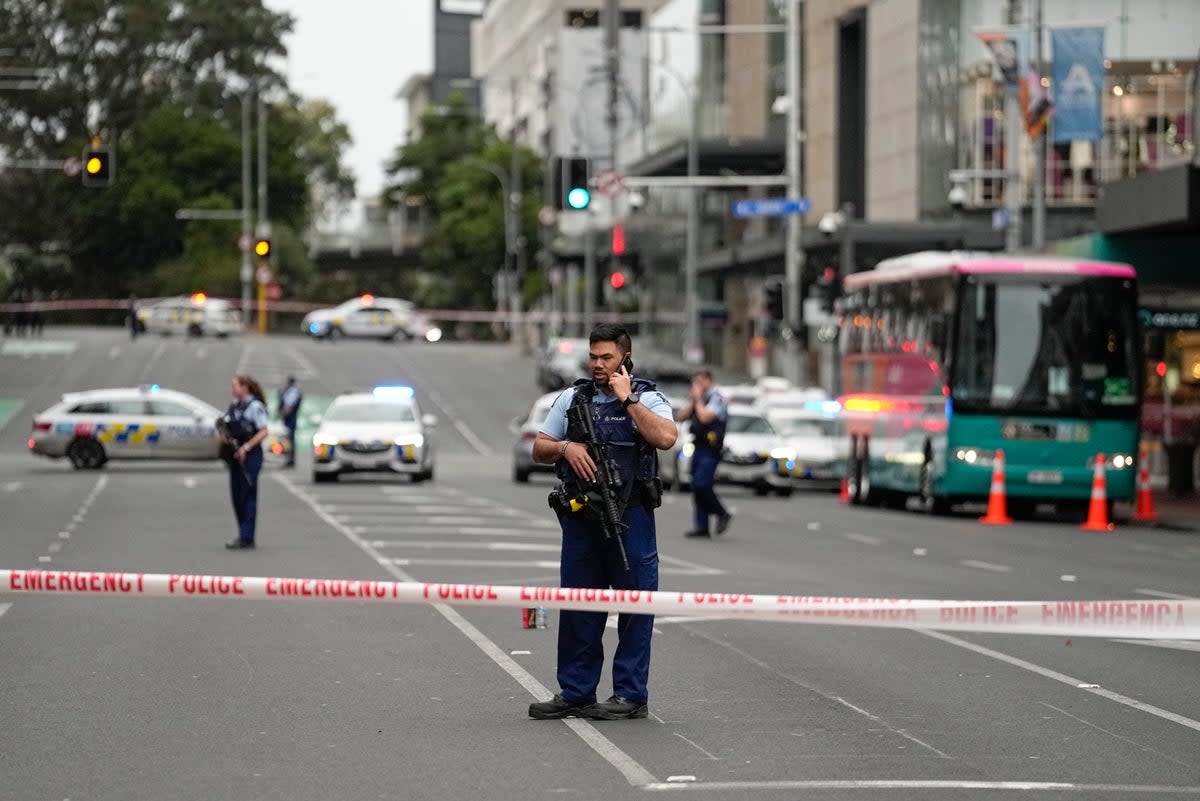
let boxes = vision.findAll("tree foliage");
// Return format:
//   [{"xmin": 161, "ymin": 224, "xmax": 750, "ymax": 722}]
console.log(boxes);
[
  {"xmin": 0, "ymin": 0, "xmax": 353, "ymax": 299},
  {"xmin": 385, "ymin": 93, "xmax": 543, "ymax": 310}
]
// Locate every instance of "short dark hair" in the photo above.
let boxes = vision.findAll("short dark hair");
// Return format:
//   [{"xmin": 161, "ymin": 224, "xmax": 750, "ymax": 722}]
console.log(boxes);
[
  {"xmin": 692, "ymin": 367, "xmax": 715, "ymax": 380},
  {"xmin": 589, "ymin": 323, "xmax": 631, "ymax": 354}
]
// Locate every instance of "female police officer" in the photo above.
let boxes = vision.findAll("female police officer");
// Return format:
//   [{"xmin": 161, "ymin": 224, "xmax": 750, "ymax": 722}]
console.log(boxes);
[
  {"xmin": 527, "ymin": 324, "xmax": 676, "ymax": 721},
  {"xmin": 221, "ymin": 374, "xmax": 270, "ymax": 550}
]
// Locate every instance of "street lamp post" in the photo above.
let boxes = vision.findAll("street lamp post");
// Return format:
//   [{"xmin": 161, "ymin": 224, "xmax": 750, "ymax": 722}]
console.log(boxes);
[
  {"xmin": 653, "ymin": 60, "xmax": 700, "ymax": 364},
  {"xmin": 464, "ymin": 158, "xmax": 518, "ymax": 340}
]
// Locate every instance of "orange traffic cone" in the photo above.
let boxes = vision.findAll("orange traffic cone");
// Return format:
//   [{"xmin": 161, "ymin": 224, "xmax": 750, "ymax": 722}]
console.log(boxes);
[
  {"xmin": 1081, "ymin": 454, "xmax": 1114, "ymax": 532},
  {"xmin": 838, "ymin": 476, "xmax": 850, "ymax": 503},
  {"xmin": 979, "ymin": 449, "xmax": 1013, "ymax": 525},
  {"xmin": 1131, "ymin": 446, "xmax": 1158, "ymax": 523}
]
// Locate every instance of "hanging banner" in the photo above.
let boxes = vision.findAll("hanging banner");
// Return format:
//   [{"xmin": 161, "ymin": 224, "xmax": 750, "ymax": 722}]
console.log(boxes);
[
  {"xmin": 976, "ymin": 29, "xmax": 1027, "ymax": 90},
  {"xmin": 1020, "ymin": 68, "xmax": 1054, "ymax": 139},
  {"xmin": 1051, "ymin": 27, "xmax": 1105, "ymax": 143}
]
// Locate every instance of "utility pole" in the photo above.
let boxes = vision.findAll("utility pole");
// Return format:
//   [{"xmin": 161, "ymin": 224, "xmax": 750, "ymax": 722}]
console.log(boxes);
[
  {"xmin": 783, "ymin": 0, "xmax": 806, "ymax": 383},
  {"xmin": 256, "ymin": 94, "xmax": 270, "ymax": 334},
  {"xmin": 540, "ymin": 55, "xmax": 558, "ymax": 339},
  {"xmin": 1004, "ymin": 0, "xmax": 1023, "ymax": 252},
  {"xmin": 604, "ymin": 0, "xmax": 620, "ymax": 316},
  {"xmin": 240, "ymin": 90, "xmax": 253, "ymax": 328},
  {"xmin": 509, "ymin": 76, "xmax": 526, "ymax": 351},
  {"xmin": 1031, "ymin": 0, "xmax": 1046, "ymax": 250}
]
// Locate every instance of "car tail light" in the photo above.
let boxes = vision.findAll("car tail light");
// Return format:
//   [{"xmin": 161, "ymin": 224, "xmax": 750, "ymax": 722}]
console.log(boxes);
[
  {"xmin": 28, "ymin": 438, "xmax": 36, "ymax": 449},
  {"xmin": 33, "ymin": 421, "xmax": 51, "ymax": 432}
]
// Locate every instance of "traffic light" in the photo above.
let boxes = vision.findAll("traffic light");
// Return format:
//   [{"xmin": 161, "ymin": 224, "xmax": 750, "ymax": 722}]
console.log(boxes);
[
  {"xmin": 253, "ymin": 238, "xmax": 271, "ymax": 258},
  {"xmin": 555, "ymin": 156, "xmax": 591, "ymax": 210},
  {"xmin": 81, "ymin": 146, "xmax": 113, "ymax": 187},
  {"xmin": 609, "ymin": 270, "xmax": 627, "ymax": 290},
  {"xmin": 765, "ymin": 279, "xmax": 784, "ymax": 320}
]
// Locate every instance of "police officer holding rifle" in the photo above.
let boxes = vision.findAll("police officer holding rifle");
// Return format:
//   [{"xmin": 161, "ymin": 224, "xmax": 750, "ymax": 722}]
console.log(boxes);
[{"xmin": 529, "ymin": 324, "xmax": 677, "ymax": 721}]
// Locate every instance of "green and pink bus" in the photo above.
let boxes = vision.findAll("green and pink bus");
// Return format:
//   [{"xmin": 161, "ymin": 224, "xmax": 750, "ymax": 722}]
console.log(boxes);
[{"xmin": 836, "ymin": 251, "xmax": 1141, "ymax": 517}]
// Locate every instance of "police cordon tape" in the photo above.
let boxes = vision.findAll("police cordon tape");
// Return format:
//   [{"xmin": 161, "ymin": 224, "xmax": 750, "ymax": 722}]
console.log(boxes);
[{"xmin": 3, "ymin": 569, "xmax": 1198, "ymax": 640}]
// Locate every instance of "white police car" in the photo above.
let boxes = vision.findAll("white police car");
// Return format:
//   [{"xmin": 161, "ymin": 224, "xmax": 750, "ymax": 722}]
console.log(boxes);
[
  {"xmin": 311, "ymin": 386, "xmax": 437, "ymax": 483},
  {"xmin": 139, "ymin": 294, "xmax": 242, "ymax": 337},
  {"xmin": 29, "ymin": 385, "xmax": 226, "ymax": 469},
  {"xmin": 302, "ymin": 295, "xmax": 439, "ymax": 342}
]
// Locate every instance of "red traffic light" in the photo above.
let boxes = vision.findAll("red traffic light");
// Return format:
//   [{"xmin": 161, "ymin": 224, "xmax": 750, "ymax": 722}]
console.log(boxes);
[
  {"xmin": 609, "ymin": 271, "xmax": 626, "ymax": 290},
  {"xmin": 611, "ymin": 224, "xmax": 625, "ymax": 256},
  {"xmin": 1155, "ymin": 361, "xmax": 1167, "ymax": 378}
]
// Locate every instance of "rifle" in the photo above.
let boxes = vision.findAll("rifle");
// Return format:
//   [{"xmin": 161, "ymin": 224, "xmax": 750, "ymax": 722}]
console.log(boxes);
[{"xmin": 565, "ymin": 398, "xmax": 631, "ymax": 572}]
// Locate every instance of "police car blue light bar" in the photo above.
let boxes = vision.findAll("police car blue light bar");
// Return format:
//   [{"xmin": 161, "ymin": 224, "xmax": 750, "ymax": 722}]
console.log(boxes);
[
  {"xmin": 372, "ymin": 385, "xmax": 414, "ymax": 399},
  {"xmin": 802, "ymin": 400, "xmax": 841, "ymax": 416}
]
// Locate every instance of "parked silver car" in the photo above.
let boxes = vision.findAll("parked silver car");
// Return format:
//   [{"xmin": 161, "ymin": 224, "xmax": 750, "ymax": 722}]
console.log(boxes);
[
  {"xmin": 510, "ymin": 391, "xmax": 561, "ymax": 482},
  {"xmin": 536, "ymin": 337, "xmax": 588, "ymax": 391}
]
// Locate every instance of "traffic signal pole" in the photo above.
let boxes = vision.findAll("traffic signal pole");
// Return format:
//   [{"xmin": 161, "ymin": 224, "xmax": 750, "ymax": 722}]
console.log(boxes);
[
  {"xmin": 783, "ymin": 0, "xmax": 806, "ymax": 385},
  {"xmin": 240, "ymin": 89, "xmax": 253, "ymax": 329},
  {"xmin": 257, "ymin": 94, "xmax": 270, "ymax": 335}
]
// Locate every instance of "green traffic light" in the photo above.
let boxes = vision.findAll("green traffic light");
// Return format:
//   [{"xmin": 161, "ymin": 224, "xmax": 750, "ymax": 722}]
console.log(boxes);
[{"xmin": 567, "ymin": 187, "xmax": 591, "ymax": 210}]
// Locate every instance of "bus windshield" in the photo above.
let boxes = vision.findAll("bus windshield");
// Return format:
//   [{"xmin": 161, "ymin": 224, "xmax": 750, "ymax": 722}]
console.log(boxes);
[{"xmin": 951, "ymin": 275, "xmax": 1139, "ymax": 417}]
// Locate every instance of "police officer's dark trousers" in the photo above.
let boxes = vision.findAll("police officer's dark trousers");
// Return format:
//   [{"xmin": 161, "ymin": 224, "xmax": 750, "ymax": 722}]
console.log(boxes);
[
  {"xmin": 557, "ymin": 505, "xmax": 658, "ymax": 705},
  {"xmin": 229, "ymin": 446, "xmax": 263, "ymax": 544},
  {"xmin": 690, "ymin": 446, "xmax": 727, "ymax": 533},
  {"xmin": 283, "ymin": 413, "xmax": 298, "ymax": 466}
]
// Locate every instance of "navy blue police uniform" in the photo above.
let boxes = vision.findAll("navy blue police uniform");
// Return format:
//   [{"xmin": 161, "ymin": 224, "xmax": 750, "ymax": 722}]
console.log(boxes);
[
  {"xmin": 539, "ymin": 376, "xmax": 672, "ymax": 714},
  {"xmin": 222, "ymin": 396, "xmax": 268, "ymax": 546},
  {"xmin": 687, "ymin": 389, "xmax": 729, "ymax": 535},
  {"xmin": 278, "ymin": 382, "xmax": 303, "ymax": 467}
]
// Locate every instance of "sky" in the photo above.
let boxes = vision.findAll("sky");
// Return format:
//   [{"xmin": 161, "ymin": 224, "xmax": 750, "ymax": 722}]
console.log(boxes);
[{"xmin": 264, "ymin": 0, "xmax": 434, "ymax": 229}]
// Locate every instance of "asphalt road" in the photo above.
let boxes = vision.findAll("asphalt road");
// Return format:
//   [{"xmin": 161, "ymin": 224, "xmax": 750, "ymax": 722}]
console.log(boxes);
[{"xmin": 1, "ymin": 327, "xmax": 1198, "ymax": 801}]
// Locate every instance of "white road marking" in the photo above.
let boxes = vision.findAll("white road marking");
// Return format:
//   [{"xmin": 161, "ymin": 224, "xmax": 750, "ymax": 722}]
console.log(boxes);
[
  {"xmin": 641, "ymin": 780, "xmax": 1200, "ymax": 793},
  {"xmin": 1135, "ymin": 588, "xmax": 1195, "ymax": 600},
  {"xmin": 194, "ymin": 346, "xmax": 207, "ymax": 360},
  {"xmin": 58, "ymin": 531, "xmax": 70, "ymax": 539},
  {"xmin": 806, "ymin": 522, "xmax": 821, "ymax": 531},
  {"xmin": 181, "ymin": 477, "xmax": 198, "ymax": 489},
  {"xmin": 355, "ymin": 525, "xmax": 560, "ymax": 539},
  {"xmin": 369, "ymin": 540, "xmax": 560, "ymax": 552},
  {"xmin": 1111, "ymin": 639, "xmax": 1200, "ymax": 653},
  {"xmin": 47, "ymin": 543, "xmax": 62, "ymax": 553},
  {"xmin": 2, "ymin": 481, "xmax": 23, "ymax": 493},
  {"xmin": 108, "ymin": 346, "xmax": 121, "ymax": 359},
  {"xmin": 389, "ymin": 558, "xmax": 567, "ymax": 569},
  {"xmin": 283, "ymin": 344, "xmax": 319, "ymax": 379},
  {"xmin": 660, "ymin": 554, "xmax": 724, "ymax": 576},
  {"xmin": 37, "ymin": 556, "xmax": 51, "ymax": 563},
  {"xmin": 1060, "ymin": 574, "xmax": 1077, "ymax": 582},
  {"xmin": 275, "ymin": 474, "xmax": 657, "ymax": 787},
  {"xmin": 960, "ymin": 559, "xmax": 1012, "ymax": 573},
  {"xmin": 919, "ymin": 629, "xmax": 1200, "ymax": 735},
  {"xmin": 912, "ymin": 548, "xmax": 928, "ymax": 556},
  {"xmin": 683, "ymin": 625, "xmax": 952, "ymax": 760},
  {"xmin": 235, "ymin": 341, "xmax": 254, "ymax": 375},
  {"xmin": 510, "ymin": 650, "xmax": 532, "ymax": 655},
  {"xmin": 137, "ymin": 340, "xmax": 168, "ymax": 382},
  {"xmin": 844, "ymin": 532, "xmax": 881, "ymax": 546},
  {"xmin": 673, "ymin": 732, "xmax": 720, "ymax": 760},
  {"xmin": 424, "ymin": 388, "xmax": 493, "ymax": 456},
  {"xmin": 1038, "ymin": 700, "xmax": 1198, "ymax": 770},
  {"xmin": 0, "ymin": 603, "xmax": 10, "ymax": 619}
]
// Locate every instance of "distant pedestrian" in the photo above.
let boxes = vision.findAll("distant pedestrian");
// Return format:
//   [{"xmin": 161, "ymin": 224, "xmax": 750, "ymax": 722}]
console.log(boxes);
[
  {"xmin": 277, "ymin": 375, "xmax": 303, "ymax": 468},
  {"xmin": 675, "ymin": 368, "xmax": 732, "ymax": 538},
  {"xmin": 30, "ymin": 288, "xmax": 44, "ymax": 337},
  {"xmin": 219, "ymin": 374, "xmax": 269, "ymax": 550},
  {"xmin": 128, "ymin": 293, "xmax": 141, "ymax": 340}
]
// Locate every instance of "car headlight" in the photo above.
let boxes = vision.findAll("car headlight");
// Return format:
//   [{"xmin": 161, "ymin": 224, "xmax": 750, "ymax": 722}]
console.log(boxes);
[
  {"xmin": 424, "ymin": 327, "xmax": 443, "ymax": 343},
  {"xmin": 394, "ymin": 434, "xmax": 424, "ymax": 448},
  {"xmin": 769, "ymin": 447, "xmax": 797, "ymax": 461},
  {"xmin": 953, "ymin": 447, "xmax": 995, "ymax": 467},
  {"xmin": 1105, "ymin": 453, "xmax": 1134, "ymax": 470}
]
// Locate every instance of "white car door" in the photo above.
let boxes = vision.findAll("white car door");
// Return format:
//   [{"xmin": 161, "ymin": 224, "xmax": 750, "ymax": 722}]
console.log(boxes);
[
  {"xmin": 147, "ymin": 398, "xmax": 218, "ymax": 459},
  {"xmin": 94, "ymin": 398, "xmax": 153, "ymax": 458}
]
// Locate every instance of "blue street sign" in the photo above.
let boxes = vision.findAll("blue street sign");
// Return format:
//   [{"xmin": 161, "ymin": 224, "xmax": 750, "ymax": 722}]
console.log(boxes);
[{"xmin": 731, "ymin": 197, "xmax": 811, "ymax": 218}]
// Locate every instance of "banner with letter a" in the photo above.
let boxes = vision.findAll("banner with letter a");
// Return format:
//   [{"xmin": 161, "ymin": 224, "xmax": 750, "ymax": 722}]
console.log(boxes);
[{"xmin": 1051, "ymin": 27, "xmax": 1105, "ymax": 143}]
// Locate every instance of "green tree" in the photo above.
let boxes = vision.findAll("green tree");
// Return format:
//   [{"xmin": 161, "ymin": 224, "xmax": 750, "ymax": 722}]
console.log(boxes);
[
  {"xmin": 384, "ymin": 93, "xmax": 543, "ymax": 309},
  {"xmin": 0, "ymin": 0, "xmax": 354, "ymax": 300}
]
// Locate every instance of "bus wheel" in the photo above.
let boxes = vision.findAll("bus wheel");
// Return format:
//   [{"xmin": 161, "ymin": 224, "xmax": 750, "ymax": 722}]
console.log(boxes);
[{"xmin": 919, "ymin": 455, "xmax": 950, "ymax": 515}]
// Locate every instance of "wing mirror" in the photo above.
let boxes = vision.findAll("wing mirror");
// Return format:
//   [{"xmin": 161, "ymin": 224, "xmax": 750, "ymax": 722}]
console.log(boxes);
[{"xmin": 421, "ymin": 413, "xmax": 438, "ymax": 428}]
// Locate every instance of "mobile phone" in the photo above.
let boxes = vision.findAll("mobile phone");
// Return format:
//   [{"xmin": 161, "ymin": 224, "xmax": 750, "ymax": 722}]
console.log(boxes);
[{"xmin": 621, "ymin": 354, "xmax": 634, "ymax": 374}]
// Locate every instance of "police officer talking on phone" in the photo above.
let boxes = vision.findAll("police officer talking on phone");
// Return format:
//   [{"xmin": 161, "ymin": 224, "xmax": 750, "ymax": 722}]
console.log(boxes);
[{"xmin": 528, "ymin": 323, "xmax": 677, "ymax": 721}]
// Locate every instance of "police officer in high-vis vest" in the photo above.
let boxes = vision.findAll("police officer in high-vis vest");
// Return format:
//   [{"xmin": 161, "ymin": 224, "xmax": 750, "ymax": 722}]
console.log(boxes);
[
  {"xmin": 219, "ymin": 374, "xmax": 270, "ymax": 550},
  {"xmin": 528, "ymin": 324, "xmax": 677, "ymax": 721},
  {"xmin": 676, "ymin": 367, "xmax": 732, "ymax": 538}
]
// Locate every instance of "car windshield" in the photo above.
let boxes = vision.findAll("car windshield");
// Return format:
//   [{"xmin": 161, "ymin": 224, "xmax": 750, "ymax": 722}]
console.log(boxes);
[
  {"xmin": 951, "ymin": 275, "xmax": 1139, "ymax": 417},
  {"xmin": 324, "ymin": 401, "xmax": 416, "ymax": 423},
  {"xmin": 772, "ymin": 417, "xmax": 838, "ymax": 438},
  {"xmin": 727, "ymin": 414, "xmax": 775, "ymax": 435}
]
